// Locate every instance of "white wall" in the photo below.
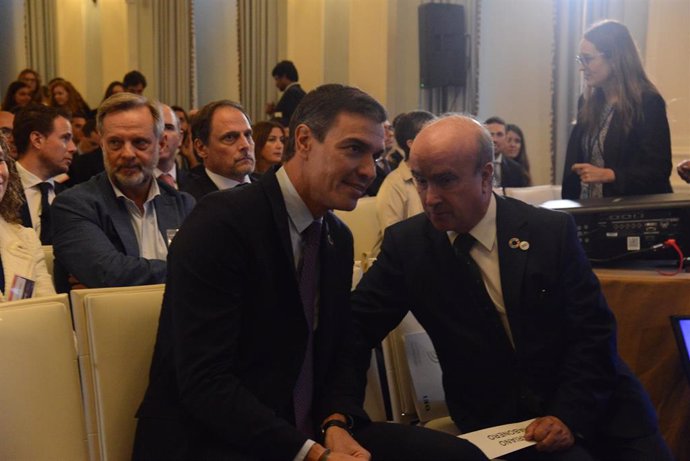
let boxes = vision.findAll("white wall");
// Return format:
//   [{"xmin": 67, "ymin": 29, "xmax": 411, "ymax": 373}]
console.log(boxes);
[
  {"xmin": 478, "ymin": 0, "xmax": 555, "ymax": 185},
  {"xmin": 0, "ymin": 0, "xmax": 27, "ymax": 94}
]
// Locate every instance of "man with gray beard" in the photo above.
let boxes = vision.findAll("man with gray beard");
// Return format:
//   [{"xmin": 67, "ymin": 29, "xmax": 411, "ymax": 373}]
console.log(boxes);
[{"xmin": 51, "ymin": 93, "xmax": 195, "ymax": 292}]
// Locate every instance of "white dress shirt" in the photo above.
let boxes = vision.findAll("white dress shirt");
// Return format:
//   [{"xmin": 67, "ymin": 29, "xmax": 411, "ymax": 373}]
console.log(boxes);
[
  {"xmin": 16, "ymin": 162, "xmax": 57, "ymax": 236},
  {"xmin": 110, "ymin": 179, "xmax": 168, "ymax": 261},
  {"xmin": 205, "ymin": 168, "xmax": 250, "ymax": 191}
]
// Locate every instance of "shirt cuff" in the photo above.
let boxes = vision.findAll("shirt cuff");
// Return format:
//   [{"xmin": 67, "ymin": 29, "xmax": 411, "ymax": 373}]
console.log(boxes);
[{"xmin": 294, "ymin": 439, "xmax": 316, "ymax": 461}]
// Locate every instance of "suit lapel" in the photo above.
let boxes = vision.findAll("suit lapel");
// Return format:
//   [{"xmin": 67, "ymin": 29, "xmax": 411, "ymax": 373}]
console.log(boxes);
[
  {"xmin": 496, "ymin": 195, "xmax": 529, "ymax": 349},
  {"xmin": 154, "ymin": 192, "xmax": 179, "ymax": 246},
  {"xmin": 96, "ymin": 174, "xmax": 141, "ymax": 256},
  {"xmin": 19, "ymin": 193, "xmax": 32, "ymax": 228},
  {"xmin": 262, "ymin": 171, "xmax": 298, "ymax": 280}
]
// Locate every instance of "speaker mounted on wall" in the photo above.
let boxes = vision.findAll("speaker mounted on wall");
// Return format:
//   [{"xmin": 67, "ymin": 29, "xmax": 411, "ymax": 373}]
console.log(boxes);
[{"xmin": 418, "ymin": 3, "xmax": 467, "ymax": 88}]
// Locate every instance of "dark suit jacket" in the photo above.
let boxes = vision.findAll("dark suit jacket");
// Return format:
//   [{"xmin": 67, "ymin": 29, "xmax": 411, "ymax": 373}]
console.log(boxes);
[
  {"xmin": 51, "ymin": 172, "xmax": 195, "ymax": 291},
  {"xmin": 351, "ymin": 195, "xmax": 657, "ymax": 441},
  {"xmin": 500, "ymin": 155, "xmax": 529, "ymax": 188},
  {"xmin": 275, "ymin": 83, "xmax": 306, "ymax": 127},
  {"xmin": 180, "ymin": 168, "xmax": 218, "ymax": 201},
  {"xmin": 65, "ymin": 147, "xmax": 105, "ymax": 187},
  {"xmin": 133, "ymin": 171, "xmax": 367, "ymax": 460},
  {"xmin": 19, "ymin": 182, "xmax": 66, "ymax": 232},
  {"xmin": 562, "ymin": 91, "xmax": 672, "ymax": 199}
]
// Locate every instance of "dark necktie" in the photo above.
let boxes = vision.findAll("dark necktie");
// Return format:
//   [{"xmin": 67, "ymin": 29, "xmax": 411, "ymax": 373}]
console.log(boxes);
[
  {"xmin": 294, "ymin": 220, "xmax": 322, "ymax": 436},
  {"xmin": 38, "ymin": 182, "xmax": 53, "ymax": 245},
  {"xmin": 453, "ymin": 233, "xmax": 510, "ymax": 339}
]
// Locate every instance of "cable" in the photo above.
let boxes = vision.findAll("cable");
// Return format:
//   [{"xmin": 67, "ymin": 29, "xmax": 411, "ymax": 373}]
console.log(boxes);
[{"xmin": 656, "ymin": 239, "xmax": 684, "ymax": 276}]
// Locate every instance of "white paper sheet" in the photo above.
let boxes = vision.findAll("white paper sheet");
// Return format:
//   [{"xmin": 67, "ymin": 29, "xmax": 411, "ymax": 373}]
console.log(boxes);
[{"xmin": 458, "ymin": 418, "xmax": 537, "ymax": 459}]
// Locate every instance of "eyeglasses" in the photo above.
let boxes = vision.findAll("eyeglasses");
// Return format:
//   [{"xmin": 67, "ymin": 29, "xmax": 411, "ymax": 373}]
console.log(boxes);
[{"xmin": 575, "ymin": 52, "xmax": 606, "ymax": 67}]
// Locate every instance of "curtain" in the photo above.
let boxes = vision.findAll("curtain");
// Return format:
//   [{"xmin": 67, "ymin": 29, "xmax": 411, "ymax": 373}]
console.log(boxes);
[
  {"xmin": 419, "ymin": 0, "xmax": 479, "ymax": 115},
  {"xmin": 153, "ymin": 0, "xmax": 196, "ymax": 109},
  {"xmin": 24, "ymin": 0, "xmax": 57, "ymax": 80},
  {"xmin": 237, "ymin": 0, "xmax": 281, "ymax": 124}
]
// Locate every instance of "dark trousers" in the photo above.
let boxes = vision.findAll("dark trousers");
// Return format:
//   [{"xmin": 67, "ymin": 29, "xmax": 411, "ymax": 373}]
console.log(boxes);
[{"xmin": 353, "ymin": 422, "xmax": 488, "ymax": 461}]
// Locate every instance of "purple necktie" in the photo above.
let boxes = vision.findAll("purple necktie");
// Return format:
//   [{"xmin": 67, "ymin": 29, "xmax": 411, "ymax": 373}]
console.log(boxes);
[{"xmin": 294, "ymin": 219, "xmax": 322, "ymax": 436}]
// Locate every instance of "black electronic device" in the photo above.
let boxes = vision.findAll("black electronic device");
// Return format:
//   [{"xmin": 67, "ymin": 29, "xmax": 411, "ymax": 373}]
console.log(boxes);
[
  {"xmin": 418, "ymin": 3, "xmax": 466, "ymax": 88},
  {"xmin": 541, "ymin": 193, "xmax": 690, "ymax": 263},
  {"xmin": 670, "ymin": 315, "xmax": 690, "ymax": 386}
]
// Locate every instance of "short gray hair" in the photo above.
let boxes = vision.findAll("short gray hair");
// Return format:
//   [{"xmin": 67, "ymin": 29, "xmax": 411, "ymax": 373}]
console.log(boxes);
[{"xmin": 97, "ymin": 92, "xmax": 164, "ymax": 140}]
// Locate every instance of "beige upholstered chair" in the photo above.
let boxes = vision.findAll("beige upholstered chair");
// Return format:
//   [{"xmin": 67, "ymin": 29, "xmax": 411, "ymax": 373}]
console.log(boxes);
[
  {"xmin": 0, "ymin": 294, "xmax": 89, "ymax": 460},
  {"xmin": 71, "ymin": 285, "xmax": 165, "ymax": 461},
  {"xmin": 334, "ymin": 196, "xmax": 379, "ymax": 263}
]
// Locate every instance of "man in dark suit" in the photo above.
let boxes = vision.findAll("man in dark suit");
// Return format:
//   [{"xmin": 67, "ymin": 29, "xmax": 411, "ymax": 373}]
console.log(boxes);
[
  {"xmin": 133, "ymin": 85, "xmax": 486, "ymax": 461},
  {"xmin": 51, "ymin": 93, "xmax": 195, "ymax": 292},
  {"xmin": 182, "ymin": 100, "xmax": 254, "ymax": 201},
  {"xmin": 13, "ymin": 104, "xmax": 77, "ymax": 244},
  {"xmin": 153, "ymin": 103, "xmax": 190, "ymax": 190},
  {"xmin": 266, "ymin": 60, "xmax": 306, "ymax": 127},
  {"xmin": 351, "ymin": 115, "xmax": 672, "ymax": 460},
  {"xmin": 485, "ymin": 116, "xmax": 529, "ymax": 188}
]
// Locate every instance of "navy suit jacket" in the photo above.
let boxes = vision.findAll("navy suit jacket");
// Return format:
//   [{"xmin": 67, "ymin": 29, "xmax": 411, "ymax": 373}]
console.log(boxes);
[
  {"xmin": 352, "ymin": 195, "xmax": 657, "ymax": 441},
  {"xmin": 180, "ymin": 168, "xmax": 218, "ymax": 201},
  {"xmin": 51, "ymin": 172, "xmax": 195, "ymax": 291},
  {"xmin": 133, "ymin": 170, "xmax": 367, "ymax": 460}
]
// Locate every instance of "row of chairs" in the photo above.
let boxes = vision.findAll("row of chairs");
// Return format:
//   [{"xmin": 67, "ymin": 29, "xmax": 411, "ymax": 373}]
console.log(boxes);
[{"xmin": 0, "ymin": 284, "xmax": 165, "ymax": 461}]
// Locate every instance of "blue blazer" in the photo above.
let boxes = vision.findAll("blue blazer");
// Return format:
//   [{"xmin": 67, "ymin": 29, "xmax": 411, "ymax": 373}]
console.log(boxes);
[{"xmin": 51, "ymin": 172, "xmax": 195, "ymax": 291}]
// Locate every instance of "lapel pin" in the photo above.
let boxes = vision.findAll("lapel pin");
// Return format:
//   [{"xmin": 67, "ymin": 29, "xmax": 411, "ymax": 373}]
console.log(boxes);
[
  {"xmin": 519, "ymin": 241, "xmax": 530, "ymax": 251},
  {"xmin": 509, "ymin": 237, "xmax": 520, "ymax": 249}
]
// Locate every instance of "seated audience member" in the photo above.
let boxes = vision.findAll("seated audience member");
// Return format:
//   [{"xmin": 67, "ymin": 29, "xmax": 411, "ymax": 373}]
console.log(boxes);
[
  {"xmin": 266, "ymin": 60, "xmax": 306, "ymax": 127},
  {"xmin": 51, "ymin": 93, "xmax": 195, "ymax": 292},
  {"xmin": 505, "ymin": 123, "xmax": 532, "ymax": 186},
  {"xmin": 17, "ymin": 68, "xmax": 44, "ymax": 104},
  {"xmin": 363, "ymin": 119, "xmax": 398, "ymax": 197},
  {"xmin": 0, "ymin": 111, "xmax": 17, "ymax": 159},
  {"xmin": 154, "ymin": 103, "xmax": 189, "ymax": 190},
  {"xmin": 251, "ymin": 120, "xmax": 285, "ymax": 177},
  {"xmin": 0, "ymin": 135, "xmax": 55, "ymax": 300},
  {"xmin": 70, "ymin": 112, "xmax": 88, "ymax": 146},
  {"xmin": 49, "ymin": 79, "xmax": 91, "ymax": 116},
  {"xmin": 66, "ymin": 119, "xmax": 104, "ymax": 187},
  {"xmin": 1, "ymin": 81, "xmax": 33, "ymax": 112},
  {"xmin": 123, "ymin": 70, "xmax": 147, "ymax": 95},
  {"xmin": 485, "ymin": 116, "xmax": 529, "ymax": 188},
  {"xmin": 371, "ymin": 110, "xmax": 435, "ymax": 256},
  {"xmin": 676, "ymin": 160, "xmax": 690, "ymax": 183},
  {"xmin": 351, "ymin": 115, "xmax": 672, "ymax": 461},
  {"xmin": 385, "ymin": 114, "xmax": 405, "ymax": 171},
  {"xmin": 13, "ymin": 104, "xmax": 76, "ymax": 244},
  {"xmin": 171, "ymin": 105, "xmax": 200, "ymax": 170},
  {"xmin": 182, "ymin": 100, "xmax": 255, "ymax": 201},
  {"xmin": 133, "ymin": 84, "xmax": 487, "ymax": 461},
  {"xmin": 102, "ymin": 80, "xmax": 125, "ymax": 101}
]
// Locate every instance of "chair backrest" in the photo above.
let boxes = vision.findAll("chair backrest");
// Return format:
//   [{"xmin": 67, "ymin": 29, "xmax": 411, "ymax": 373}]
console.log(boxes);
[
  {"xmin": 0, "ymin": 294, "xmax": 89, "ymax": 461},
  {"xmin": 71, "ymin": 285, "xmax": 164, "ymax": 461},
  {"xmin": 334, "ymin": 196, "xmax": 379, "ymax": 262}
]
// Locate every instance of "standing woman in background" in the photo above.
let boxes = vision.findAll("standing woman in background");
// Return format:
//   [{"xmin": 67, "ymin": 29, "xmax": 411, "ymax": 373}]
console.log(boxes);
[
  {"xmin": 505, "ymin": 124, "xmax": 532, "ymax": 186},
  {"xmin": 562, "ymin": 20, "xmax": 672, "ymax": 199}
]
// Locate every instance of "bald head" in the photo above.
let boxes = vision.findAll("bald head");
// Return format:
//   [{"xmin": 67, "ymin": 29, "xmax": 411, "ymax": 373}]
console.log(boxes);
[
  {"xmin": 0, "ymin": 111, "xmax": 17, "ymax": 159},
  {"xmin": 408, "ymin": 115, "xmax": 494, "ymax": 233}
]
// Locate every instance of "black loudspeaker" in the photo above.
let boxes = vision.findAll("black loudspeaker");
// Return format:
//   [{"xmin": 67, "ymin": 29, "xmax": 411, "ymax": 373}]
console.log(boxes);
[{"xmin": 418, "ymin": 3, "xmax": 466, "ymax": 88}]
